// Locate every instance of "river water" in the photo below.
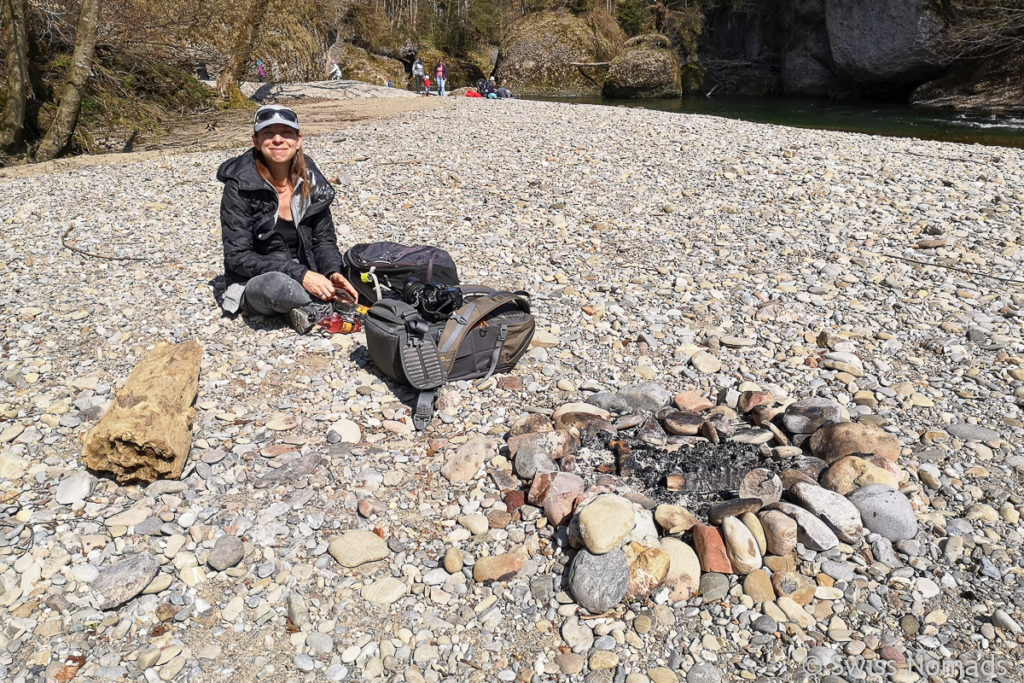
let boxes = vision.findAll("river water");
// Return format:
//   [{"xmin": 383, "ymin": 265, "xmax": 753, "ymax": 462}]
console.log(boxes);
[{"xmin": 528, "ymin": 95, "xmax": 1024, "ymax": 148}]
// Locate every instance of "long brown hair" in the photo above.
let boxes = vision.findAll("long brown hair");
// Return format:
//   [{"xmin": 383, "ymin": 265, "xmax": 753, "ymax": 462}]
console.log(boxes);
[{"xmin": 254, "ymin": 148, "xmax": 312, "ymax": 202}]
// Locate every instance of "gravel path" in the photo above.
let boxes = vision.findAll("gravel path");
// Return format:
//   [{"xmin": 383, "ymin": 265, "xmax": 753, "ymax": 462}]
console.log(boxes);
[{"xmin": 1, "ymin": 96, "xmax": 1023, "ymax": 683}]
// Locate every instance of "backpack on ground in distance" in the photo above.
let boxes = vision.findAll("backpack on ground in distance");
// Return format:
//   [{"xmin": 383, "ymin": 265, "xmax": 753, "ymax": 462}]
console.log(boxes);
[{"xmin": 341, "ymin": 242, "xmax": 459, "ymax": 306}]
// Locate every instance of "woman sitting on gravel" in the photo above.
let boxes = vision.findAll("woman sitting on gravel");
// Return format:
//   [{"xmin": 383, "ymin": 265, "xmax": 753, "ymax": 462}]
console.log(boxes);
[{"xmin": 217, "ymin": 104, "xmax": 358, "ymax": 334}]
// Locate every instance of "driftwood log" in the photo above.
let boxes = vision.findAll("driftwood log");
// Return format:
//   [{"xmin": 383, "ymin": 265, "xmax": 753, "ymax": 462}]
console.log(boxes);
[{"xmin": 83, "ymin": 340, "xmax": 202, "ymax": 483}]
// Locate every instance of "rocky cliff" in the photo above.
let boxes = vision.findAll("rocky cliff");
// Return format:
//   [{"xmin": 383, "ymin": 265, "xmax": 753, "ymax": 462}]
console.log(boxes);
[
  {"xmin": 698, "ymin": 0, "xmax": 954, "ymax": 100},
  {"xmin": 824, "ymin": 0, "xmax": 946, "ymax": 89},
  {"xmin": 493, "ymin": 10, "xmax": 626, "ymax": 97},
  {"xmin": 182, "ymin": 1, "xmax": 1018, "ymax": 110}
]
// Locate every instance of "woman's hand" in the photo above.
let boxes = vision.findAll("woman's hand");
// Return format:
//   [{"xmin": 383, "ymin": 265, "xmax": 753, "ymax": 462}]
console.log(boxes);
[
  {"xmin": 302, "ymin": 271, "xmax": 336, "ymax": 301},
  {"xmin": 330, "ymin": 273, "xmax": 359, "ymax": 301}
]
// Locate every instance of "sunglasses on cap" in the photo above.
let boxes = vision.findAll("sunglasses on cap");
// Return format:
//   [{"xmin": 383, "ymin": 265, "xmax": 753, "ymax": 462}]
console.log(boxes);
[{"xmin": 253, "ymin": 106, "xmax": 300, "ymax": 133}]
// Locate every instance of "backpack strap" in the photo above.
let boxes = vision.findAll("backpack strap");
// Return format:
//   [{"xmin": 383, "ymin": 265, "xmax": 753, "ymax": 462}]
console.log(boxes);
[
  {"xmin": 436, "ymin": 293, "xmax": 519, "ymax": 372},
  {"xmin": 400, "ymin": 310, "xmax": 445, "ymax": 431},
  {"xmin": 413, "ymin": 389, "xmax": 436, "ymax": 431},
  {"xmin": 481, "ymin": 324, "xmax": 509, "ymax": 381},
  {"xmin": 359, "ymin": 268, "xmax": 384, "ymax": 302}
]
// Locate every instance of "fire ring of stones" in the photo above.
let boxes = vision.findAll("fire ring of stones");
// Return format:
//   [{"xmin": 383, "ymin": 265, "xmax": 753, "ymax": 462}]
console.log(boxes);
[{"xmin": 504, "ymin": 380, "xmax": 914, "ymax": 617}]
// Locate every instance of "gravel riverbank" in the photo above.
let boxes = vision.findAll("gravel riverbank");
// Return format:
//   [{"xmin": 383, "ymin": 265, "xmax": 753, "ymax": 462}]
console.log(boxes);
[{"xmin": 2, "ymin": 97, "xmax": 1023, "ymax": 683}]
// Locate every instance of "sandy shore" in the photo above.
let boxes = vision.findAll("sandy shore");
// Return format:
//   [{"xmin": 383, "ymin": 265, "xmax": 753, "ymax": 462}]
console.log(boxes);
[{"xmin": 1, "ymin": 94, "xmax": 1023, "ymax": 682}]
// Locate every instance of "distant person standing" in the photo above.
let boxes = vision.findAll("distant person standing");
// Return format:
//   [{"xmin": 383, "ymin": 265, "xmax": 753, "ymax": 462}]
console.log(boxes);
[
  {"xmin": 256, "ymin": 60, "xmax": 267, "ymax": 83},
  {"xmin": 434, "ymin": 61, "xmax": 448, "ymax": 97},
  {"xmin": 329, "ymin": 60, "xmax": 342, "ymax": 81},
  {"xmin": 412, "ymin": 58, "xmax": 425, "ymax": 92}
]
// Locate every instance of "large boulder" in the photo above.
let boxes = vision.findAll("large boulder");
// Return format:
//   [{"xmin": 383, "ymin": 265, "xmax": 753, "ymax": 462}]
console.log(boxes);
[
  {"xmin": 824, "ymin": 0, "xmax": 945, "ymax": 87},
  {"xmin": 781, "ymin": 7, "xmax": 839, "ymax": 97},
  {"xmin": 603, "ymin": 35, "xmax": 681, "ymax": 98},
  {"xmin": 335, "ymin": 44, "xmax": 406, "ymax": 87},
  {"xmin": 495, "ymin": 10, "xmax": 626, "ymax": 96},
  {"xmin": 782, "ymin": 43, "xmax": 835, "ymax": 97}
]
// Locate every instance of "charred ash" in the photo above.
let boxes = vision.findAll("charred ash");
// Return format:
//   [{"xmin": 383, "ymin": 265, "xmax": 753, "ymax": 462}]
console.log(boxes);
[{"xmin": 578, "ymin": 422, "xmax": 781, "ymax": 516}]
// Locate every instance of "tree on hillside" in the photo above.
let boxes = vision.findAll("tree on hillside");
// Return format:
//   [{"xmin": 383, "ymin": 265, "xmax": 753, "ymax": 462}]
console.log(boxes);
[
  {"xmin": 33, "ymin": 0, "xmax": 100, "ymax": 161},
  {"xmin": 216, "ymin": 0, "xmax": 269, "ymax": 101},
  {"xmin": 0, "ymin": 0, "xmax": 31, "ymax": 152},
  {"xmin": 936, "ymin": 0, "xmax": 1024, "ymax": 58}
]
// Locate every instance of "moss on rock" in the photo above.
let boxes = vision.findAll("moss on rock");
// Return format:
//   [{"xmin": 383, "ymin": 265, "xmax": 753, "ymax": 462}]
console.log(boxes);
[
  {"xmin": 336, "ymin": 44, "xmax": 406, "ymax": 88},
  {"xmin": 466, "ymin": 46, "xmax": 500, "ymax": 79},
  {"xmin": 624, "ymin": 33, "xmax": 672, "ymax": 49},
  {"xmin": 604, "ymin": 42, "xmax": 681, "ymax": 98},
  {"xmin": 251, "ymin": 5, "xmax": 328, "ymax": 81},
  {"xmin": 494, "ymin": 10, "xmax": 626, "ymax": 96}
]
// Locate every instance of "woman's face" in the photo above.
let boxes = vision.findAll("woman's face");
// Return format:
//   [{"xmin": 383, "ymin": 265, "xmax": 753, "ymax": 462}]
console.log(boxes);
[{"xmin": 252, "ymin": 124, "xmax": 302, "ymax": 165}]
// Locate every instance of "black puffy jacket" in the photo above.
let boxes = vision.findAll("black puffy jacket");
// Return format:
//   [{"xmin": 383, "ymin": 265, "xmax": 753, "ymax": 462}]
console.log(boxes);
[{"xmin": 217, "ymin": 148, "xmax": 342, "ymax": 285}]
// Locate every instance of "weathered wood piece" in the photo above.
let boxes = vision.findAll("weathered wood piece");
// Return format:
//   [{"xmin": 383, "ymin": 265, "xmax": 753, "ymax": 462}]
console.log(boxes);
[{"xmin": 83, "ymin": 340, "xmax": 202, "ymax": 483}]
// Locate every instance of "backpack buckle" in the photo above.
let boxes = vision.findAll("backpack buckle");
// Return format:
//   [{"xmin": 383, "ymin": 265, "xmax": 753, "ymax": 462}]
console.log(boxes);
[
  {"xmin": 413, "ymin": 390, "xmax": 436, "ymax": 430},
  {"xmin": 404, "ymin": 317, "xmax": 429, "ymax": 336}
]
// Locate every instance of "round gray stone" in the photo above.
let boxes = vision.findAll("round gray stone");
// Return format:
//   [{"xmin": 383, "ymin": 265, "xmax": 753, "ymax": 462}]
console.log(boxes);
[
  {"xmin": 782, "ymin": 398, "xmax": 842, "ymax": 434},
  {"xmin": 586, "ymin": 392, "xmax": 629, "ymax": 413},
  {"xmin": 325, "ymin": 664, "xmax": 349, "ymax": 681},
  {"xmin": 208, "ymin": 534, "xmax": 245, "ymax": 571},
  {"xmin": 847, "ymin": 484, "xmax": 918, "ymax": 541},
  {"xmin": 294, "ymin": 653, "xmax": 315, "ymax": 672},
  {"xmin": 568, "ymin": 548, "xmax": 629, "ymax": 613},
  {"xmin": 699, "ymin": 573, "xmax": 730, "ymax": 602},
  {"xmin": 753, "ymin": 614, "xmax": 777, "ymax": 633},
  {"xmin": 614, "ymin": 381, "xmax": 672, "ymax": 412}
]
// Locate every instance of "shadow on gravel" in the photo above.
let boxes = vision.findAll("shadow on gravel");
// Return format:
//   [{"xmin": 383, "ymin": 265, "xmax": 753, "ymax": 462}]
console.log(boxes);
[
  {"xmin": 345, "ymin": 346, "xmax": 423, "ymax": 417},
  {"xmin": 252, "ymin": 84, "xmax": 275, "ymax": 102},
  {"xmin": 208, "ymin": 275, "xmax": 291, "ymax": 334},
  {"xmin": 209, "ymin": 275, "xmax": 428, "ymax": 422}
]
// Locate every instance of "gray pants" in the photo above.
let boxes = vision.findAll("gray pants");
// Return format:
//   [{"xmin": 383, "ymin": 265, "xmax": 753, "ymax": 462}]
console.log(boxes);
[{"xmin": 241, "ymin": 272, "xmax": 314, "ymax": 315}]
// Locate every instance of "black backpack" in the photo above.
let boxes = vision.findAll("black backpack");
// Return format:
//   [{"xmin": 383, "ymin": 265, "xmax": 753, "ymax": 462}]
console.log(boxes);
[
  {"xmin": 475, "ymin": 78, "xmax": 487, "ymax": 95},
  {"xmin": 341, "ymin": 242, "xmax": 459, "ymax": 305},
  {"xmin": 363, "ymin": 286, "xmax": 535, "ymax": 430}
]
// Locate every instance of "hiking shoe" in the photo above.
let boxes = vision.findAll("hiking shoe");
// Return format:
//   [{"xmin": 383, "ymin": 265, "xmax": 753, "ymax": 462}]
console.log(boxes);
[{"xmin": 287, "ymin": 302, "xmax": 332, "ymax": 335}]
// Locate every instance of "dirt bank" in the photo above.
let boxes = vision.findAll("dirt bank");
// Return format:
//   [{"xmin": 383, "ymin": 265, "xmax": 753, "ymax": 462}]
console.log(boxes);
[{"xmin": 0, "ymin": 94, "xmax": 444, "ymax": 181}]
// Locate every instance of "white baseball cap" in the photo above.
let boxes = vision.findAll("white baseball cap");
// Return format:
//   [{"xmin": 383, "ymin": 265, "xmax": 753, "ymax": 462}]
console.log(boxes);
[{"xmin": 253, "ymin": 105, "xmax": 300, "ymax": 133}]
